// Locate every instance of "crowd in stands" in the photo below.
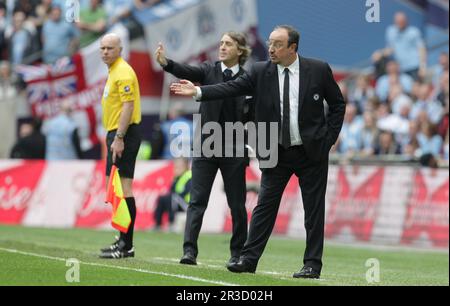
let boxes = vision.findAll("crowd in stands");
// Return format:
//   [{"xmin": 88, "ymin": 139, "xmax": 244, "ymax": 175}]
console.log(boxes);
[
  {"xmin": 335, "ymin": 12, "xmax": 448, "ymax": 166},
  {"xmin": 0, "ymin": 2, "xmax": 448, "ymax": 166}
]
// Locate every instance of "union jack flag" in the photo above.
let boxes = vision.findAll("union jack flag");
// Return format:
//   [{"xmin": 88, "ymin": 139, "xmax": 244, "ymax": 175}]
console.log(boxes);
[{"xmin": 16, "ymin": 57, "xmax": 78, "ymax": 105}]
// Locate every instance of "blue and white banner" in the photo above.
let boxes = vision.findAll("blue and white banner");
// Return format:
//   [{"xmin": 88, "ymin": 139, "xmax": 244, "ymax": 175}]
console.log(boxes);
[{"xmin": 135, "ymin": 0, "xmax": 259, "ymax": 69}]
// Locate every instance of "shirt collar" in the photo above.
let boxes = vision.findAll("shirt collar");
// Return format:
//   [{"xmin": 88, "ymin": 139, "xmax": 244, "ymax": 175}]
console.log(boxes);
[
  {"xmin": 221, "ymin": 62, "xmax": 240, "ymax": 76},
  {"xmin": 277, "ymin": 54, "xmax": 299, "ymax": 75},
  {"xmin": 109, "ymin": 57, "xmax": 123, "ymax": 71}
]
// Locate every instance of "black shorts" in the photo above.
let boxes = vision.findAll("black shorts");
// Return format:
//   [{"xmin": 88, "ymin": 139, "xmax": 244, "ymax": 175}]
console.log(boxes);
[{"xmin": 106, "ymin": 124, "xmax": 142, "ymax": 179}]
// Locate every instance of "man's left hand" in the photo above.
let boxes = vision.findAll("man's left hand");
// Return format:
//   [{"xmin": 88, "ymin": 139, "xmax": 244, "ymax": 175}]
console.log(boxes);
[{"xmin": 111, "ymin": 138, "xmax": 124, "ymax": 164}]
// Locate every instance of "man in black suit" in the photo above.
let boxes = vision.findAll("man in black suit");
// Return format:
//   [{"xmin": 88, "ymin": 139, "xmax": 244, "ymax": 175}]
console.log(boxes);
[
  {"xmin": 171, "ymin": 25, "xmax": 346, "ymax": 279},
  {"xmin": 155, "ymin": 32, "xmax": 253, "ymax": 267}
]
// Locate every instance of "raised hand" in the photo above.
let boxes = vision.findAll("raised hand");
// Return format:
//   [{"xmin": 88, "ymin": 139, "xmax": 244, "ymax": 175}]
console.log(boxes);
[
  {"xmin": 170, "ymin": 80, "xmax": 197, "ymax": 96},
  {"xmin": 155, "ymin": 42, "xmax": 168, "ymax": 66}
]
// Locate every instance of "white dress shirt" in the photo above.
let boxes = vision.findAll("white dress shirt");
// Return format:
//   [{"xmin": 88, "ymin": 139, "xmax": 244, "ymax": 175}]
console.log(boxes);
[
  {"xmin": 278, "ymin": 55, "xmax": 302, "ymax": 146},
  {"xmin": 194, "ymin": 63, "xmax": 239, "ymax": 99},
  {"xmin": 196, "ymin": 58, "xmax": 303, "ymax": 147},
  {"xmin": 221, "ymin": 62, "xmax": 240, "ymax": 76}
]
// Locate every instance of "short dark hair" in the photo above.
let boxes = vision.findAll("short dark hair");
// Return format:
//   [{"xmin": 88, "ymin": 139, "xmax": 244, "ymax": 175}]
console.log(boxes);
[
  {"xmin": 224, "ymin": 31, "xmax": 252, "ymax": 66},
  {"xmin": 274, "ymin": 25, "xmax": 300, "ymax": 51}
]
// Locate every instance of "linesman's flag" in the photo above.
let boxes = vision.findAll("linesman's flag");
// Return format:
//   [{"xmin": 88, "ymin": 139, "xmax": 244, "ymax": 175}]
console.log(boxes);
[{"xmin": 105, "ymin": 165, "xmax": 131, "ymax": 233}]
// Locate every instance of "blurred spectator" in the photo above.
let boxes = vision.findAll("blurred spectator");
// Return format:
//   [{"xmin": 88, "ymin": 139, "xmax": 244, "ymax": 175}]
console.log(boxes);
[
  {"xmin": 432, "ymin": 52, "xmax": 449, "ymax": 88},
  {"xmin": 377, "ymin": 98, "xmax": 410, "ymax": 148},
  {"xmin": 77, "ymin": 0, "xmax": 107, "ymax": 48},
  {"xmin": 437, "ymin": 97, "xmax": 449, "ymax": 139},
  {"xmin": 419, "ymin": 153, "xmax": 439, "ymax": 168},
  {"xmin": 160, "ymin": 103, "xmax": 193, "ymax": 159},
  {"xmin": 375, "ymin": 60, "xmax": 414, "ymax": 102},
  {"xmin": 104, "ymin": 0, "xmax": 132, "ymax": 25},
  {"xmin": 385, "ymin": 12, "xmax": 427, "ymax": 79},
  {"xmin": 349, "ymin": 74, "xmax": 375, "ymax": 114},
  {"xmin": 374, "ymin": 130, "xmax": 402, "ymax": 155},
  {"xmin": 0, "ymin": 60, "xmax": 17, "ymax": 158},
  {"xmin": 10, "ymin": 119, "xmax": 46, "ymax": 159},
  {"xmin": 337, "ymin": 104, "xmax": 363, "ymax": 156},
  {"xmin": 360, "ymin": 111, "xmax": 379, "ymax": 156},
  {"xmin": 443, "ymin": 130, "xmax": 449, "ymax": 161},
  {"xmin": 371, "ymin": 48, "xmax": 391, "ymax": 80},
  {"xmin": 417, "ymin": 119, "xmax": 443, "ymax": 158},
  {"xmin": 6, "ymin": 11, "xmax": 35, "ymax": 64},
  {"xmin": 0, "ymin": 60, "xmax": 16, "ymax": 99},
  {"xmin": 0, "ymin": 3, "xmax": 6, "ymax": 59},
  {"xmin": 134, "ymin": 0, "xmax": 162, "ymax": 11},
  {"xmin": 388, "ymin": 83, "xmax": 412, "ymax": 116},
  {"xmin": 42, "ymin": 5, "xmax": 79, "ymax": 64},
  {"xmin": 13, "ymin": 0, "xmax": 40, "ymax": 18},
  {"xmin": 41, "ymin": 101, "xmax": 82, "ymax": 160},
  {"xmin": 401, "ymin": 120, "xmax": 420, "ymax": 156},
  {"xmin": 410, "ymin": 82, "xmax": 443, "ymax": 125},
  {"xmin": 403, "ymin": 137, "xmax": 420, "ymax": 160},
  {"xmin": 104, "ymin": 0, "xmax": 143, "ymax": 39},
  {"xmin": 153, "ymin": 157, "xmax": 191, "ymax": 232},
  {"xmin": 433, "ymin": 70, "xmax": 449, "ymax": 107},
  {"xmin": 33, "ymin": 0, "xmax": 53, "ymax": 31}
]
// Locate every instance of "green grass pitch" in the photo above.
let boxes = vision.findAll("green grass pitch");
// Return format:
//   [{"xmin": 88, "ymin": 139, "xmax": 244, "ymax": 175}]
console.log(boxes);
[{"xmin": 0, "ymin": 225, "xmax": 447, "ymax": 286}]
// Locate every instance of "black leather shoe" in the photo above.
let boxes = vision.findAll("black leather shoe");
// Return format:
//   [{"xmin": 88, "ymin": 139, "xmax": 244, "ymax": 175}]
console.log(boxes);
[
  {"xmin": 227, "ymin": 259, "xmax": 256, "ymax": 273},
  {"xmin": 226, "ymin": 256, "xmax": 240, "ymax": 268},
  {"xmin": 180, "ymin": 253, "xmax": 197, "ymax": 265},
  {"xmin": 293, "ymin": 266, "xmax": 320, "ymax": 279}
]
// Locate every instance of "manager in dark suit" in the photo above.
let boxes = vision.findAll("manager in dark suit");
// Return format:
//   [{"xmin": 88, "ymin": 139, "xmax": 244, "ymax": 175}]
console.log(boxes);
[
  {"xmin": 171, "ymin": 25, "xmax": 346, "ymax": 279},
  {"xmin": 156, "ymin": 32, "xmax": 253, "ymax": 267}
]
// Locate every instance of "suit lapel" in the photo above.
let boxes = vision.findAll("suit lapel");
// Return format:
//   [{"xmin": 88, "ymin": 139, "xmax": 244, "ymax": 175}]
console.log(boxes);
[
  {"xmin": 267, "ymin": 62, "xmax": 281, "ymax": 123},
  {"xmin": 211, "ymin": 63, "xmax": 224, "ymax": 116},
  {"xmin": 298, "ymin": 56, "xmax": 310, "ymax": 114}
]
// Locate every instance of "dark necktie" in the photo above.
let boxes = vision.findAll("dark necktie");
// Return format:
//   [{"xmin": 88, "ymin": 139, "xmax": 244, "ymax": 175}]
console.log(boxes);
[
  {"xmin": 282, "ymin": 68, "xmax": 291, "ymax": 149},
  {"xmin": 223, "ymin": 69, "xmax": 233, "ymax": 82}
]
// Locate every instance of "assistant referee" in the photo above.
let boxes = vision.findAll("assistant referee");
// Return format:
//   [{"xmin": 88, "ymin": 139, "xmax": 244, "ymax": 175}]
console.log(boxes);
[{"xmin": 98, "ymin": 33, "xmax": 142, "ymax": 259}]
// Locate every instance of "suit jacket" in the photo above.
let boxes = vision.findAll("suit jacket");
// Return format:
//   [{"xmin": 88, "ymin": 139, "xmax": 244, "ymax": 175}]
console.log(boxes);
[
  {"xmin": 164, "ymin": 60, "xmax": 254, "ymax": 127},
  {"xmin": 199, "ymin": 56, "xmax": 346, "ymax": 162}
]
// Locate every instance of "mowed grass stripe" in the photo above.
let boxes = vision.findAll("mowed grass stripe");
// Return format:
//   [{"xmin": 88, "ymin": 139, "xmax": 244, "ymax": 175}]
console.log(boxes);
[{"xmin": 0, "ymin": 247, "xmax": 239, "ymax": 286}]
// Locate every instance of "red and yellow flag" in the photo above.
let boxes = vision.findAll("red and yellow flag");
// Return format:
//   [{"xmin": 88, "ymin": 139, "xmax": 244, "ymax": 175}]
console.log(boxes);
[{"xmin": 105, "ymin": 165, "xmax": 131, "ymax": 233}]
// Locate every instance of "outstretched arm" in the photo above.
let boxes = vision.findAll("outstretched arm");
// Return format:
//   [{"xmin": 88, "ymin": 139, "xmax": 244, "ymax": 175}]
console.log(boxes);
[
  {"xmin": 155, "ymin": 42, "xmax": 207, "ymax": 83},
  {"xmin": 170, "ymin": 80, "xmax": 198, "ymax": 97}
]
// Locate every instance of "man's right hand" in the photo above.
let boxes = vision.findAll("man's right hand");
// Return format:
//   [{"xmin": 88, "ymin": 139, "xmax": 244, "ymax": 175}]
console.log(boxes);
[
  {"xmin": 155, "ymin": 42, "xmax": 168, "ymax": 67},
  {"xmin": 170, "ymin": 80, "xmax": 197, "ymax": 97}
]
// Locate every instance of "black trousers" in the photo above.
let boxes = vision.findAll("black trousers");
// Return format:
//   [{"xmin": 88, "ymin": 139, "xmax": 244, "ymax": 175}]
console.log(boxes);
[
  {"xmin": 242, "ymin": 145, "xmax": 328, "ymax": 273},
  {"xmin": 183, "ymin": 157, "xmax": 248, "ymax": 258}
]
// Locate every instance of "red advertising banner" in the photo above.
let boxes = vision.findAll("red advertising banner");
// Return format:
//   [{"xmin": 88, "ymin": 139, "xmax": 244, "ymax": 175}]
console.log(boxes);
[
  {"xmin": 0, "ymin": 161, "xmax": 46, "ymax": 224},
  {"xmin": 0, "ymin": 161, "xmax": 448, "ymax": 249},
  {"xmin": 401, "ymin": 169, "xmax": 449, "ymax": 247},
  {"xmin": 325, "ymin": 167, "xmax": 385, "ymax": 241}
]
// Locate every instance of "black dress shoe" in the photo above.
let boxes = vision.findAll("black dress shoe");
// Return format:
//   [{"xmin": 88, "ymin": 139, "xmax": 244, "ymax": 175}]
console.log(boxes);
[
  {"xmin": 293, "ymin": 266, "xmax": 320, "ymax": 279},
  {"xmin": 226, "ymin": 256, "xmax": 240, "ymax": 268},
  {"xmin": 180, "ymin": 253, "xmax": 197, "ymax": 265},
  {"xmin": 227, "ymin": 259, "xmax": 256, "ymax": 273}
]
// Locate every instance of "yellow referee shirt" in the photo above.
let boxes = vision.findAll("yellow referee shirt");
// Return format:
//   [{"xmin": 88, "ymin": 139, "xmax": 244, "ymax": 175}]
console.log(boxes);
[{"xmin": 101, "ymin": 57, "xmax": 141, "ymax": 131}]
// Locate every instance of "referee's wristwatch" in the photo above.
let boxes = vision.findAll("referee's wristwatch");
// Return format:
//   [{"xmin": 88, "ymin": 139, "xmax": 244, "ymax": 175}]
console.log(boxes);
[{"xmin": 115, "ymin": 132, "xmax": 125, "ymax": 140}]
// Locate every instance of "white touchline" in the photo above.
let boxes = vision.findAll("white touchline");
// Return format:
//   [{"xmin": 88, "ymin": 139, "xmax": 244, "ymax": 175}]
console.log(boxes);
[
  {"xmin": 0, "ymin": 247, "xmax": 239, "ymax": 286},
  {"xmin": 151, "ymin": 257, "xmax": 288, "ymax": 276}
]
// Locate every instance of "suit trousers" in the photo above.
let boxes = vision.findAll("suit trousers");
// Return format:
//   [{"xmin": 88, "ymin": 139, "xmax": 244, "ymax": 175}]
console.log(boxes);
[
  {"xmin": 183, "ymin": 157, "xmax": 248, "ymax": 258},
  {"xmin": 241, "ymin": 145, "xmax": 328, "ymax": 273}
]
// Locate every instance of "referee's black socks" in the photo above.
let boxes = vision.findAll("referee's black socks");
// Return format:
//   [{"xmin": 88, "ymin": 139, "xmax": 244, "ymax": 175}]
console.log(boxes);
[{"xmin": 120, "ymin": 197, "xmax": 136, "ymax": 250}]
